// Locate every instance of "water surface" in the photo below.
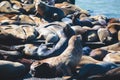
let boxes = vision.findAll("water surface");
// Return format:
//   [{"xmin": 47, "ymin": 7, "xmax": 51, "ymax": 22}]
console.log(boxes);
[{"xmin": 76, "ymin": 0, "xmax": 120, "ymax": 18}]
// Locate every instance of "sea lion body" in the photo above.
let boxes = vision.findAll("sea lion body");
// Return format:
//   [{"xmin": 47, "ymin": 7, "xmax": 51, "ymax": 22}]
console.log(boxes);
[
  {"xmin": 90, "ymin": 48, "xmax": 108, "ymax": 61},
  {"xmin": 30, "ymin": 35, "xmax": 82, "ymax": 78},
  {"xmin": 36, "ymin": 24, "xmax": 75, "ymax": 58}
]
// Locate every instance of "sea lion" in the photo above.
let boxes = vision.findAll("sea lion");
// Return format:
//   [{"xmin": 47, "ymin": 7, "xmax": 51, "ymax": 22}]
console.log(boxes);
[
  {"xmin": 36, "ymin": 24, "xmax": 75, "ymax": 58},
  {"xmin": 97, "ymin": 28, "xmax": 112, "ymax": 43},
  {"xmin": 77, "ymin": 55, "xmax": 101, "ymax": 69},
  {"xmin": 78, "ymin": 62, "xmax": 118, "ymax": 80},
  {"xmin": 0, "ymin": 60, "xmax": 25, "ymax": 80},
  {"xmin": 37, "ymin": 27, "xmax": 59, "ymax": 44},
  {"xmin": 71, "ymin": 26, "xmax": 88, "ymax": 35},
  {"xmin": 10, "ymin": 0, "xmax": 22, "ymax": 10},
  {"xmin": 29, "ymin": 15, "xmax": 48, "ymax": 26},
  {"xmin": 100, "ymin": 42, "xmax": 120, "ymax": 51},
  {"xmin": 104, "ymin": 67, "xmax": 120, "ymax": 80},
  {"xmin": 30, "ymin": 35, "xmax": 82, "ymax": 78},
  {"xmin": 103, "ymin": 51, "xmax": 120, "ymax": 64},
  {"xmin": 82, "ymin": 30, "xmax": 99, "ymax": 42},
  {"xmin": 108, "ymin": 18, "xmax": 120, "ymax": 24},
  {"xmin": 90, "ymin": 48, "xmax": 108, "ymax": 61},
  {"xmin": 0, "ymin": 25, "xmax": 38, "ymax": 45},
  {"xmin": 0, "ymin": 1, "xmax": 19, "ymax": 13},
  {"xmin": 88, "ymin": 67, "xmax": 120, "ymax": 80},
  {"xmin": 107, "ymin": 23, "xmax": 120, "ymax": 42},
  {"xmin": 35, "ymin": 1, "xmax": 65, "ymax": 21}
]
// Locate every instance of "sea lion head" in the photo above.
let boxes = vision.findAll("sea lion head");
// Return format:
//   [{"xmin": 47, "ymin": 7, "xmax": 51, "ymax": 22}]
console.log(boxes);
[
  {"xmin": 35, "ymin": 1, "xmax": 49, "ymax": 16},
  {"xmin": 63, "ymin": 24, "xmax": 75, "ymax": 39}
]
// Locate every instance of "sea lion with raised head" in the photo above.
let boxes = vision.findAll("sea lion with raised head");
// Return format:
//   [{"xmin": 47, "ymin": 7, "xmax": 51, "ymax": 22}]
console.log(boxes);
[
  {"xmin": 100, "ymin": 42, "xmax": 120, "ymax": 51},
  {"xmin": 30, "ymin": 35, "xmax": 82, "ymax": 78},
  {"xmin": 35, "ymin": 1, "xmax": 65, "ymax": 21}
]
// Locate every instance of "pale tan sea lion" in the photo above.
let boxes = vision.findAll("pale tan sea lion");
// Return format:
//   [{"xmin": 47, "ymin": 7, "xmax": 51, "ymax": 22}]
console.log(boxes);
[
  {"xmin": 107, "ymin": 23, "xmax": 120, "ymax": 34},
  {"xmin": 103, "ymin": 51, "xmax": 120, "ymax": 64},
  {"xmin": 30, "ymin": 35, "xmax": 82, "ymax": 78},
  {"xmin": 0, "ymin": 25, "xmax": 38, "ymax": 45},
  {"xmin": 0, "ymin": 1, "xmax": 19, "ymax": 13},
  {"xmin": 37, "ymin": 27, "xmax": 59, "ymax": 44},
  {"xmin": 55, "ymin": 2, "xmax": 89, "ymax": 16}
]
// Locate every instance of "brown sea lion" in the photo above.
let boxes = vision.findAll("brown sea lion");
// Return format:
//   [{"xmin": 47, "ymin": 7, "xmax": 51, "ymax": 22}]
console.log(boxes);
[
  {"xmin": 0, "ymin": 60, "xmax": 25, "ymax": 80},
  {"xmin": 37, "ymin": 27, "xmax": 59, "ymax": 44},
  {"xmin": 78, "ymin": 62, "xmax": 118, "ymax": 80},
  {"xmin": 55, "ymin": 2, "xmax": 89, "ymax": 16},
  {"xmin": 35, "ymin": 1, "xmax": 65, "ymax": 21},
  {"xmin": 77, "ymin": 55, "xmax": 101, "ymax": 69},
  {"xmin": 97, "ymin": 28, "xmax": 112, "ymax": 43},
  {"xmin": 90, "ymin": 48, "xmax": 108, "ymax": 61},
  {"xmin": 29, "ymin": 15, "xmax": 48, "ymax": 26},
  {"xmin": 0, "ymin": 25, "xmax": 38, "ymax": 45},
  {"xmin": 30, "ymin": 35, "xmax": 82, "ymax": 78},
  {"xmin": 10, "ymin": 0, "xmax": 22, "ymax": 10},
  {"xmin": 36, "ymin": 24, "xmax": 75, "ymax": 58},
  {"xmin": 87, "ymin": 67, "xmax": 120, "ymax": 80}
]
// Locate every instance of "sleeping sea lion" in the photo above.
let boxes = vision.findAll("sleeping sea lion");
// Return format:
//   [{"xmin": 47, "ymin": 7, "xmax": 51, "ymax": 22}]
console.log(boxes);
[
  {"xmin": 103, "ymin": 51, "xmax": 120, "ymax": 64},
  {"xmin": 0, "ymin": 1, "xmax": 19, "ymax": 13}
]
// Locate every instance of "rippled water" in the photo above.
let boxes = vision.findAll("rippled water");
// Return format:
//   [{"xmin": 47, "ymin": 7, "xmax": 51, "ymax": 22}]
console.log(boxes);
[{"xmin": 76, "ymin": 0, "xmax": 120, "ymax": 18}]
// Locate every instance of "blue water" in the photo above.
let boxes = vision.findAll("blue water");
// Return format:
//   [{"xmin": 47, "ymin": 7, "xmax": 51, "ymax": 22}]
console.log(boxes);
[{"xmin": 76, "ymin": 0, "xmax": 120, "ymax": 18}]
